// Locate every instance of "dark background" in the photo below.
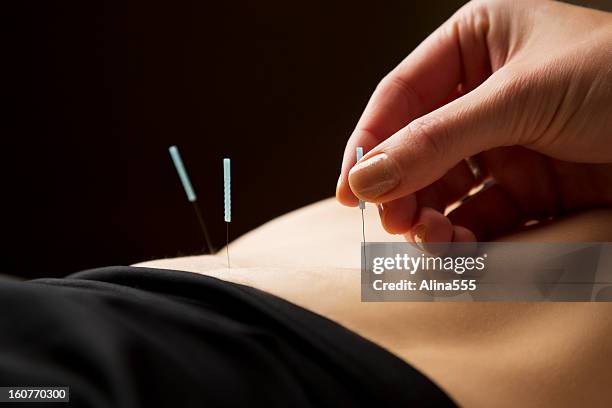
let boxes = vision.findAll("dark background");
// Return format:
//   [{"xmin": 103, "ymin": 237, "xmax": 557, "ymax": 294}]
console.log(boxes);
[{"xmin": 4, "ymin": 0, "xmax": 609, "ymax": 278}]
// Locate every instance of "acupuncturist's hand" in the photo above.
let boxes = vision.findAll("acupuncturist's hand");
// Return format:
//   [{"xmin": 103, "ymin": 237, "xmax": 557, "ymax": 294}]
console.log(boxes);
[{"xmin": 336, "ymin": 0, "xmax": 612, "ymax": 245}]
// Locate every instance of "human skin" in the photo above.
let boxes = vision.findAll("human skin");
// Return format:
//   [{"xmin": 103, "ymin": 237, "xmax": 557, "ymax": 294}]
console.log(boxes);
[
  {"xmin": 138, "ymin": 199, "xmax": 612, "ymax": 408},
  {"xmin": 335, "ymin": 0, "xmax": 612, "ymax": 244}
]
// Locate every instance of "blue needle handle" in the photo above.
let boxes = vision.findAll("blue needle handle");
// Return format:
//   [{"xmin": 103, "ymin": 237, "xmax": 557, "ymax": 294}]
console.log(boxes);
[
  {"xmin": 169, "ymin": 145, "xmax": 196, "ymax": 202},
  {"xmin": 224, "ymin": 158, "xmax": 231, "ymax": 222}
]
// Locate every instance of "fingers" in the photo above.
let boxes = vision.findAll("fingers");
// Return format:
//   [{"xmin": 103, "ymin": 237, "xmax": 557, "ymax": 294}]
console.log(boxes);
[
  {"xmin": 452, "ymin": 225, "xmax": 477, "ymax": 243},
  {"xmin": 477, "ymin": 146, "xmax": 560, "ymax": 218},
  {"xmin": 403, "ymin": 207, "xmax": 478, "ymax": 254},
  {"xmin": 377, "ymin": 195, "xmax": 418, "ymax": 234},
  {"xmin": 447, "ymin": 183, "xmax": 524, "ymax": 240},
  {"xmin": 446, "ymin": 147, "xmax": 564, "ymax": 241},
  {"xmin": 348, "ymin": 68, "xmax": 517, "ymax": 203},
  {"xmin": 415, "ymin": 159, "xmax": 484, "ymax": 211},
  {"xmin": 337, "ymin": 3, "xmax": 494, "ymax": 206},
  {"xmin": 405, "ymin": 207, "xmax": 454, "ymax": 254},
  {"xmin": 378, "ymin": 160, "xmax": 483, "ymax": 234}
]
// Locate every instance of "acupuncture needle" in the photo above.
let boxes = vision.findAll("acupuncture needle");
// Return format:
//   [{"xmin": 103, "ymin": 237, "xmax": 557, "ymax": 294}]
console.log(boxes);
[
  {"xmin": 168, "ymin": 145, "xmax": 215, "ymax": 254},
  {"xmin": 223, "ymin": 158, "xmax": 231, "ymax": 270},
  {"xmin": 356, "ymin": 147, "xmax": 366, "ymax": 272}
]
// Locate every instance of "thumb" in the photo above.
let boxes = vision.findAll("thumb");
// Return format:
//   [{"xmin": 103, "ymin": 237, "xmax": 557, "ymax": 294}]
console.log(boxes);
[{"xmin": 348, "ymin": 70, "xmax": 520, "ymax": 203}]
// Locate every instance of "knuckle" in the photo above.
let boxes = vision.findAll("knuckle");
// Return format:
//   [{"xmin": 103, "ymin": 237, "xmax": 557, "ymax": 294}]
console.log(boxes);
[
  {"xmin": 406, "ymin": 116, "xmax": 449, "ymax": 160},
  {"xmin": 376, "ymin": 74, "xmax": 423, "ymax": 108},
  {"xmin": 490, "ymin": 65, "xmax": 559, "ymax": 144}
]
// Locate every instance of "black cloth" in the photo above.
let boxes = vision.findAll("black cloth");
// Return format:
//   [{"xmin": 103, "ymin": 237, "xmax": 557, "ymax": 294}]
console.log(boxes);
[{"xmin": 0, "ymin": 266, "xmax": 455, "ymax": 407}]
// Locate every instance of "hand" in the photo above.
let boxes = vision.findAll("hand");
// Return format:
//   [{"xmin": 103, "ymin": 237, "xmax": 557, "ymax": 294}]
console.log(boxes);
[{"xmin": 336, "ymin": 0, "xmax": 612, "ymax": 245}]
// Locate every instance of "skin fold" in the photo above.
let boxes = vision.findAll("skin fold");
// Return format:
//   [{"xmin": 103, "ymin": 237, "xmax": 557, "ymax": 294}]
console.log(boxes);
[{"xmin": 138, "ymin": 198, "xmax": 612, "ymax": 408}]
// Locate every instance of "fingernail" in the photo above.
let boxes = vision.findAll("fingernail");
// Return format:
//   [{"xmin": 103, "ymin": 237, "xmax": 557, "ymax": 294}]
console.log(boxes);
[
  {"xmin": 336, "ymin": 175, "xmax": 342, "ymax": 195},
  {"xmin": 348, "ymin": 153, "xmax": 400, "ymax": 200},
  {"xmin": 413, "ymin": 224, "xmax": 427, "ymax": 251}
]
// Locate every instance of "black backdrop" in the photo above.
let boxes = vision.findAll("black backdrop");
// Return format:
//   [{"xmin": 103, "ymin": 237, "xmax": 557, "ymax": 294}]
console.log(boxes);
[{"xmin": 4, "ymin": 0, "xmax": 606, "ymax": 278}]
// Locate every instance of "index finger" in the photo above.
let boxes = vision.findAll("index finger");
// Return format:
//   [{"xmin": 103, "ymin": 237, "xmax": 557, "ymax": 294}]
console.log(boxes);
[{"xmin": 337, "ymin": 4, "xmax": 493, "ymax": 205}]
